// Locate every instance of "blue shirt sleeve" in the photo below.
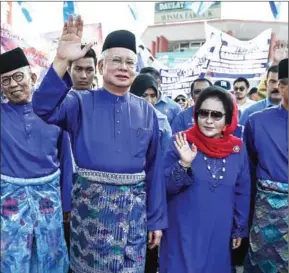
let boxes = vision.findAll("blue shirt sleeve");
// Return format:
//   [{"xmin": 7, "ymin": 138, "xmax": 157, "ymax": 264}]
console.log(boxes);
[
  {"xmin": 160, "ymin": 118, "xmax": 172, "ymax": 153},
  {"xmin": 145, "ymin": 111, "xmax": 168, "ymax": 231},
  {"xmin": 57, "ymin": 129, "xmax": 73, "ymax": 212},
  {"xmin": 171, "ymin": 103, "xmax": 182, "ymax": 125},
  {"xmin": 32, "ymin": 66, "xmax": 81, "ymax": 133},
  {"xmin": 232, "ymin": 145, "xmax": 251, "ymax": 239},
  {"xmin": 164, "ymin": 136, "xmax": 194, "ymax": 197},
  {"xmin": 244, "ymin": 116, "xmax": 258, "ymax": 208},
  {"xmin": 171, "ymin": 111, "xmax": 185, "ymax": 134}
]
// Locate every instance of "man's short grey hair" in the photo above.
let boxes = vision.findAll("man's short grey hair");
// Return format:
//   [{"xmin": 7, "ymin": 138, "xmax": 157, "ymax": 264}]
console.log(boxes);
[
  {"xmin": 99, "ymin": 49, "xmax": 137, "ymax": 62},
  {"xmin": 99, "ymin": 50, "xmax": 108, "ymax": 62}
]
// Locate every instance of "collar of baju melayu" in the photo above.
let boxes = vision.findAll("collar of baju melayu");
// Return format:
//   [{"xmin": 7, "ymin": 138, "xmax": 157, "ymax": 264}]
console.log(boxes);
[
  {"xmin": 279, "ymin": 103, "xmax": 288, "ymax": 115},
  {"xmin": 157, "ymin": 92, "xmax": 168, "ymax": 104},
  {"xmin": 99, "ymin": 88, "xmax": 130, "ymax": 103},
  {"xmin": 265, "ymin": 96, "xmax": 275, "ymax": 107},
  {"xmin": 7, "ymin": 101, "xmax": 32, "ymax": 113}
]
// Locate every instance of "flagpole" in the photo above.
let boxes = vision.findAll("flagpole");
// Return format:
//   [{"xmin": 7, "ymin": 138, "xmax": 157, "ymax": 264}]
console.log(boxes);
[{"xmin": 8, "ymin": 1, "xmax": 13, "ymax": 25}]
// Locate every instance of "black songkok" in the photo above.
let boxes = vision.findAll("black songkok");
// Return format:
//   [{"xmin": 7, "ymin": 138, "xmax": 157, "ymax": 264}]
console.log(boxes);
[
  {"xmin": 278, "ymin": 58, "xmax": 288, "ymax": 80},
  {"xmin": 102, "ymin": 30, "xmax": 136, "ymax": 54},
  {"xmin": 0, "ymin": 47, "xmax": 30, "ymax": 74}
]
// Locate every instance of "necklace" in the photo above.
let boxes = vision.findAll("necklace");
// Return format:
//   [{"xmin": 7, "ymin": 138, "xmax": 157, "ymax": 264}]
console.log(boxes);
[{"xmin": 204, "ymin": 156, "xmax": 226, "ymax": 191}]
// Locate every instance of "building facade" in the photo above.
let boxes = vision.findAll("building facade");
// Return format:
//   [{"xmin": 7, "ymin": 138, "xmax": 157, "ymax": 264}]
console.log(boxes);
[{"xmin": 141, "ymin": 2, "xmax": 288, "ymax": 68}]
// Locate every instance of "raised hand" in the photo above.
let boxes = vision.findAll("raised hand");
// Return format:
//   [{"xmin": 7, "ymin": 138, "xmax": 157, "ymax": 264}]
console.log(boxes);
[
  {"xmin": 56, "ymin": 15, "xmax": 93, "ymax": 62},
  {"xmin": 174, "ymin": 132, "xmax": 197, "ymax": 166}
]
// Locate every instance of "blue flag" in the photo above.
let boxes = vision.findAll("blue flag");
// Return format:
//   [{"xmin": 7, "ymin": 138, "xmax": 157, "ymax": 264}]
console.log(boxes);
[
  {"xmin": 128, "ymin": 3, "xmax": 137, "ymax": 21},
  {"xmin": 17, "ymin": 2, "xmax": 32, "ymax": 23},
  {"xmin": 63, "ymin": 1, "xmax": 77, "ymax": 22},
  {"xmin": 269, "ymin": 1, "xmax": 281, "ymax": 20},
  {"xmin": 187, "ymin": 1, "xmax": 215, "ymax": 16},
  {"xmin": 196, "ymin": 2, "xmax": 215, "ymax": 16}
]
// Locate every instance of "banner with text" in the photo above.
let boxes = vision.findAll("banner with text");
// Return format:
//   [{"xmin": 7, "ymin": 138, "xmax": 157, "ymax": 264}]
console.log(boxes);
[
  {"xmin": 204, "ymin": 24, "xmax": 271, "ymax": 81},
  {"xmin": 160, "ymin": 24, "xmax": 271, "ymax": 97}
]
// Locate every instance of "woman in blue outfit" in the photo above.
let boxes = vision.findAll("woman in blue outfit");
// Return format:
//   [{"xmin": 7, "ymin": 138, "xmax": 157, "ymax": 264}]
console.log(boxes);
[{"xmin": 159, "ymin": 86, "xmax": 251, "ymax": 273}]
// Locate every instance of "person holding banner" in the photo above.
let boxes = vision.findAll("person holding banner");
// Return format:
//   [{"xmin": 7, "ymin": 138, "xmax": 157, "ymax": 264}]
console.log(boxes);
[
  {"xmin": 239, "ymin": 65, "xmax": 280, "ymax": 126},
  {"xmin": 140, "ymin": 66, "xmax": 182, "ymax": 125},
  {"xmin": 244, "ymin": 58, "xmax": 288, "ymax": 273},
  {"xmin": 0, "ymin": 47, "xmax": 72, "ymax": 273},
  {"xmin": 159, "ymin": 86, "xmax": 251, "ymax": 273},
  {"xmin": 32, "ymin": 15, "xmax": 168, "ymax": 273}
]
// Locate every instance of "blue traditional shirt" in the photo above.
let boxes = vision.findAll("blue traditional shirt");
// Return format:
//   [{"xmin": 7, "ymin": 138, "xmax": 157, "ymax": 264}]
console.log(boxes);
[
  {"xmin": 244, "ymin": 104, "xmax": 288, "ymax": 183},
  {"xmin": 155, "ymin": 93, "xmax": 182, "ymax": 125},
  {"xmin": 1, "ymin": 101, "xmax": 73, "ymax": 212},
  {"xmin": 171, "ymin": 106, "xmax": 194, "ymax": 134},
  {"xmin": 32, "ymin": 66, "xmax": 168, "ymax": 231}
]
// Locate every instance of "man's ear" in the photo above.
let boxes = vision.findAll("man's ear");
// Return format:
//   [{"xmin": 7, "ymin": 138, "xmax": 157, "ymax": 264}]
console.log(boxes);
[
  {"xmin": 67, "ymin": 63, "xmax": 72, "ymax": 74},
  {"xmin": 98, "ymin": 60, "xmax": 104, "ymax": 75},
  {"xmin": 31, "ymin": 73, "xmax": 37, "ymax": 86}
]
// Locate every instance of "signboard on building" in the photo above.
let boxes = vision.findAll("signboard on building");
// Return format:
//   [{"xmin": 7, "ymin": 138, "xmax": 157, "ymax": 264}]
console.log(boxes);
[
  {"xmin": 154, "ymin": 1, "xmax": 221, "ymax": 24},
  {"xmin": 156, "ymin": 51, "xmax": 197, "ymax": 68}
]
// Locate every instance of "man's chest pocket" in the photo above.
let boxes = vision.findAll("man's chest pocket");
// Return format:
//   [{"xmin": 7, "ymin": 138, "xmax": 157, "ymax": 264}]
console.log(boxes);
[{"xmin": 130, "ymin": 128, "xmax": 152, "ymax": 158}]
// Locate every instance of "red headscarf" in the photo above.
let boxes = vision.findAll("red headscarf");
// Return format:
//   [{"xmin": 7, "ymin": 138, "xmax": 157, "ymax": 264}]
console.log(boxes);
[{"xmin": 185, "ymin": 94, "xmax": 242, "ymax": 158}]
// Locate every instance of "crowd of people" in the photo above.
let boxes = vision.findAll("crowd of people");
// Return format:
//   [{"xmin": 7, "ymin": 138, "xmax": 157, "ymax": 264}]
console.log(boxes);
[{"xmin": 1, "ymin": 15, "xmax": 288, "ymax": 273}]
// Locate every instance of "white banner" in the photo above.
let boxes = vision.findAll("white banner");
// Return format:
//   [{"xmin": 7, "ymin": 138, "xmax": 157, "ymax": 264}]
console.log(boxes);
[
  {"xmin": 160, "ymin": 24, "xmax": 272, "ymax": 97},
  {"xmin": 204, "ymin": 24, "xmax": 272, "ymax": 82},
  {"xmin": 136, "ymin": 40, "xmax": 168, "ymax": 72}
]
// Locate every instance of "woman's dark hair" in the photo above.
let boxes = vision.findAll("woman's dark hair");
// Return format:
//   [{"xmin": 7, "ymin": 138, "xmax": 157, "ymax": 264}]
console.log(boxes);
[{"xmin": 194, "ymin": 86, "xmax": 234, "ymax": 125}]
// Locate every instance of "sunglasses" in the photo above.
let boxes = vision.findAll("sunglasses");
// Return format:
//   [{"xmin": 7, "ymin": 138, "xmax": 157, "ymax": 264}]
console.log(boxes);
[
  {"xmin": 234, "ymin": 86, "xmax": 245, "ymax": 92},
  {"xmin": 175, "ymin": 98, "xmax": 186, "ymax": 102},
  {"xmin": 198, "ymin": 109, "xmax": 226, "ymax": 121},
  {"xmin": 193, "ymin": 89, "xmax": 203, "ymax": 96}
]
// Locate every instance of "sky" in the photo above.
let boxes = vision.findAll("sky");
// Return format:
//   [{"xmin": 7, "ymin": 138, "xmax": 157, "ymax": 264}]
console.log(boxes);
[{"xmin": 7, "ymin": 1, "xmax": 289, "ymax": 40}]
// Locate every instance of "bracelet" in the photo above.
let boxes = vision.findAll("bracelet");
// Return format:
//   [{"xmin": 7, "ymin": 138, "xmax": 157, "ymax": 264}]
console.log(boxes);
[{"xmin": 178, "ymin": 160, "xmax": 191, "ymax": 169}]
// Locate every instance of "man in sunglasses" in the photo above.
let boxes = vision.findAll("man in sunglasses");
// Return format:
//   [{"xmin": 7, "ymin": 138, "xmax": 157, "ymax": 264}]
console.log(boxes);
[
  {"xmin": 240, "ymin": 65, "xmax": 280, "ymax": 126},
  {"xmin": 0, "ymin": 47, "xmax": 72, "ymax": 272},
  {"xmin": 233, "ymin": 77, "xmax": 255, "ymax": 112},
  {"xmin": 171, "ymin": 78, "xmax": 212, "ymax": 134},
  {"xmin": 244, "ymin": 58, "xmax": 288, "ymax": 273}
]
